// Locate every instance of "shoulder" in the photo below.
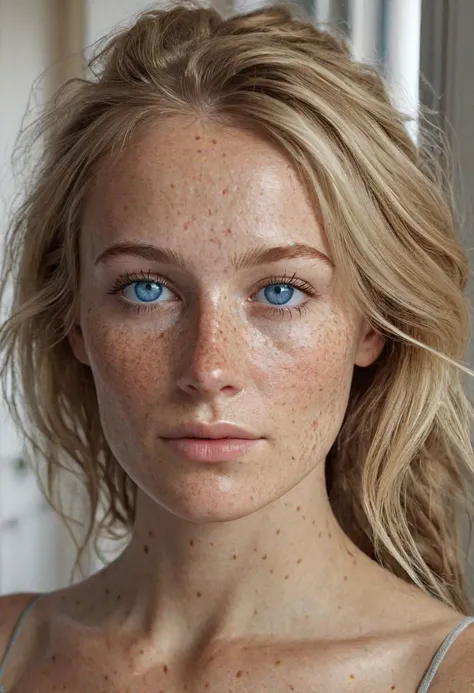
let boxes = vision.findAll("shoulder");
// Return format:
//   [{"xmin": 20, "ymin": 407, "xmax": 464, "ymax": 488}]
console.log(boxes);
[
  {"xmin": 0, "ymin": 593, "xmax": 38, "ymax": 660},
  {"xmin": 427, "ymin": 617, "xmax": 474, "ymax": 692}
]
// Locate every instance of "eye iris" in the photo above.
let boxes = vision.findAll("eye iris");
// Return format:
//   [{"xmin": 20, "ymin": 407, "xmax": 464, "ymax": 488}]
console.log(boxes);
[
  {"xmin": 263, "ymin": 284, "xmax": 294, "ymax": 306},
  {"xmin": 134, "ymin": 281, "xmax": 162, "ymax": 302}
]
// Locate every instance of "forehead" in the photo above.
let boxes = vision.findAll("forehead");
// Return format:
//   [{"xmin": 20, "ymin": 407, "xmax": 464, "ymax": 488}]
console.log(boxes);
[{"xmin": 81, "ymin": 117, "xmax": 329, "ymax": 263}]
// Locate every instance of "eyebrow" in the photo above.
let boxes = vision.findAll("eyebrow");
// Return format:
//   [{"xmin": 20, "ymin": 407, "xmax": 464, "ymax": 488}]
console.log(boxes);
[{"xmin": 94, "ymin": 241, "xmax": 334, "ymax": 271}]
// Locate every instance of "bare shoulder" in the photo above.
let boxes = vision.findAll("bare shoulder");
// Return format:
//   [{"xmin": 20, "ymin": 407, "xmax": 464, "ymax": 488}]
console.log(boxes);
[
  {"xmin": 427, "ymin": 619, "xmax": 474, "ymax": 693},
  {"xmin": 0, "ymin": 593, "xmax": 37, "ymax": 659}
]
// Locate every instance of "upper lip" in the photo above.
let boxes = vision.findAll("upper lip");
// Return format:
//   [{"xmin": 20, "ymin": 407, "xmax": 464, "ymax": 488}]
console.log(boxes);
[{"xmin": 161, "ymin": 422, "xmax": 261, "ymax": 440}]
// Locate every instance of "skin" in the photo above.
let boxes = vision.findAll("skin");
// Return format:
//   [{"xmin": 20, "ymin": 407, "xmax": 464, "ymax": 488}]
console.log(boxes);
[{"xmin": 0, "ymin": 116, "xmax": 470, "ymax": 692}]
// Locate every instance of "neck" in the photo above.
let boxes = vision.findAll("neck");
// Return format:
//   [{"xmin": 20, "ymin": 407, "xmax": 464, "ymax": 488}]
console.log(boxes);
[{"xmin": 87, "ymin": 467, "xmax": 373, "ymax": 656}]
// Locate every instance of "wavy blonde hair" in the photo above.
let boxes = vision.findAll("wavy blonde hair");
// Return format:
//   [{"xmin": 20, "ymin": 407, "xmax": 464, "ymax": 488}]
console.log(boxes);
[{"xmin": 1, "ymin": 0, "xmax": 474, "ymax": 612}]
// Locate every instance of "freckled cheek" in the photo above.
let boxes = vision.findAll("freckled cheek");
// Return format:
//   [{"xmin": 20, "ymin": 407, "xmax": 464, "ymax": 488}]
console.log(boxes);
[
  {"xmin": 84, "ymin": 323, "xmax": 173, "ymax": 404},
  {"xmin": 259, "ymin": 337, "xmax": 354, "ymax": 434}
]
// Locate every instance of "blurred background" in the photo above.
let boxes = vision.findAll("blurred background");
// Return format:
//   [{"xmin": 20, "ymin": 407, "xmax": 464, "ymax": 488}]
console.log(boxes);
[{"xmin": 0, "ymin": 0, "xmax": 473, "ymax": 596}]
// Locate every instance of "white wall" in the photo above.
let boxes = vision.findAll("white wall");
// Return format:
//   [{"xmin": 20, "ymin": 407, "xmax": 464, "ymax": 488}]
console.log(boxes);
[
  {"xmin": 85, "ymin": 0, "xmax": 159, "ymax": 45},
  {"xmin": 0, "ymin": 0, "xmax": 80, "ymax": 594}
]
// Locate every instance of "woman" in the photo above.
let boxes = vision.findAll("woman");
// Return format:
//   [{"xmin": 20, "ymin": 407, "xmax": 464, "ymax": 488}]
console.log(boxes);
[{"xmin": 0, "ymin": 1, "xmax": 473, "ymax": 690}]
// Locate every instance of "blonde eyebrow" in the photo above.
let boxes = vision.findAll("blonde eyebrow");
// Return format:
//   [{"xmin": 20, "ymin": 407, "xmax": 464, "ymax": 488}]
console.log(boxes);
[{"xmin": 94, "ymin": 241, "xmax": 334, "ymax": 270}]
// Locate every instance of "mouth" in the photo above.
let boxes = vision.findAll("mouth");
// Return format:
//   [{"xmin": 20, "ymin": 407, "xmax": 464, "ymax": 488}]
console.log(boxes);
[{"xmin": 161, "ymin": 436, "xmax": 262, "ymax": 463}]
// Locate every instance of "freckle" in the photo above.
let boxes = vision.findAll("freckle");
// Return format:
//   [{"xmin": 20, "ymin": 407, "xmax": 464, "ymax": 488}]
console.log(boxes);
[
  {"xmin": 211, "ymin": 138, "xmax": 217, "ymax": 144},
  {"xmin": 262, "ymin": 554, "xmax": 267, "ymax": 560},
  {"xmin": 328, "ymin": 533, "xmax": 332, "ymax": 538},
  {"xmin": 284, "ymin": 575, "xmax": 289, "ymax": 580},
  {"xmin": 312, "ymin": 520, "xmax": 316, "ymax": 525},
  {"xmin": 226, "ymin": 227, "xmax": 232, "ymax": 234},
  {"xmin": 208, "ymin": 208, "xmax": 212, "ymax": 215},
  {"xmin": 250, "ymin": 495, "xmax": 254, "ymax": 500},
  {"xmin": 291, "ymin": 456, "xmax": 295, "ymax": 461},
  {"xmin": 197, "ymin": 591, "xmax": 202, "ymax": 597},
  {"xmin": 204, "ymin": 683, "xmax": 209, "ymax": 689},
  {"xmin": 344, "ymin": 575, "xmax": 348, "ymax": 581},
  {"xmin": 75, "ymin": 599, "xmax": 80, "ymax": 606},
  {"xmin": 52, "ymin": 654, "xmax": 56, "ymax": 662},
  {"xmin": 104, "ymin": 674, "xmax": 109, "ymax": 681},
  {"xmin": 284, "ymin": 502, "xmax": 289, "ymax": 507},
  {"xmin": 222, "ymin": 188, "xmax": 229, "ymax": 195},
  {"xmin": 297, "ymin": 558, "xmax": 302, "ymax": 564},
  {"xmin": 189, "ymin": 539, "xmax": 194, "ymax": 547},
  {"xmin": 163, "ymin": 664, "xmax": 168, "ymax": 674},
  {"xmin": 296, "ymin": 506, "xmax": 301, "ymax": 512},
  {"xmin": 349, "ymin": 673, "xmax": 355, "ymax": 679},
  {"xmin": 208, "ymin": 655, "xmax": 214, "ymax": 662},
  {"xmin": 140, "ymin": 649, "xmax": 144, "ymax": 654},
  {"xmin": 232, "ymin": 553, "xmax": 237, "ymax": 560},
  {"xmin": 197, "ymin": 148, "xmax": 202, "ymax": 152},
  {"xmin": 275, "ymin": 659, "xmax": 281, "ymax": 665},
  {"xmin": 290, "ymin": 686, "xmax": 295, "ymax": 691},
  {"xmin": 105, "ymin": 587, "xmax": 109, "ymax": 595},
  {"xmin": 253, "ymin": 547, "xmax": 258, "ymax": 552},
  {"xmin": 302, "ymin": 515, "xmax": 306, "ymax": 520},
  {"xmin": 254, "ymin": 609, "xmax": 258, "ymax": 615},
  {"xmin": 270, "ymin": 569, "xmax": 274, "ymax": 574},
  {"xmin": 236, "ymin": 670, "xmax": 243, "ymax": 678},
  {"xmin": 209, "ymin": 542, "xmax": 214, "ymax": 547},
  {"xmin": 148, "ymin": 530, "xmax": 154, "ymax": 538},
  {"xmin": 318, "ymin": 532, "xmax": 322, "ymax": 537},
  {"xmin": 143, "ymin": 544, "xmax": 149, "ymax": 554},
  {"xmin": 170, "ymin": 183, "xmax": 175, "ymax": 189},
  {"xmin": 276, "ymin": 529, "xmax": 281, "ymax": 535},
  {"xmin": 391, "ymin": 686, "xmax": 396, "ymax": 690},
  {"xmin": 116, "ymin": 594, "xmax": 121, "ymax": 601},
  {"xmin": 195, "ymin": 135, "xmax": 201, "ymax": 140}
]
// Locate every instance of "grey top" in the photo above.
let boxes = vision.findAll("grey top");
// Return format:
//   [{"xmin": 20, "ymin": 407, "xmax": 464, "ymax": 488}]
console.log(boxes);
[{"xmin": 0, "ymin": 594, "xmax": 472, "ymax": 692}]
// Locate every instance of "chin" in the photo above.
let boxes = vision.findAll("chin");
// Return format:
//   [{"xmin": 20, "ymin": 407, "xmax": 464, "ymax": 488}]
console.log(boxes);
[
  {"xmin": 134, "ymin": 471, "xmax": 273, "ymax": 523},
  {"xmin": 159, "ymin": 502, "xmax": 261, "ymax": 524}
]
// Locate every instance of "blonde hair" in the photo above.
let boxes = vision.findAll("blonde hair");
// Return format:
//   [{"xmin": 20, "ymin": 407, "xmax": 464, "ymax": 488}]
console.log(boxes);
[{"xmin": 1, "ymin": 0, "xmax": 474, "ymax": 612}]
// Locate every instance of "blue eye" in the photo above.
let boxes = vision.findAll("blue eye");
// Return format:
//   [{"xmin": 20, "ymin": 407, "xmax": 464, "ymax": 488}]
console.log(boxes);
[
  {"xmin": 122, "ymin": 280, "xmax": 173, "ymax": 304},
  {"xmin": 254, "ymin": 283, "xmax": 304, "ymax": 307},
  {"xmin": 109, "ymin": 272, "xmax": 317, "ymax": 316}
]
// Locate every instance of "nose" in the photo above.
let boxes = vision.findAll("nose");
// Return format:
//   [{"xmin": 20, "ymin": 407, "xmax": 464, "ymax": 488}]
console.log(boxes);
[{"xmin": 176, "ymin": 299, "xmax": 247, "ymax": 399}]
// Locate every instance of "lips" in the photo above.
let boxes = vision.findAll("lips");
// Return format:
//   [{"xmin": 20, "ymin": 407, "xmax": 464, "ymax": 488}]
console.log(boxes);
[
  {"xmin": 160, "ymin": 421, "xmax": 263, "ymax": 463},
  {"xmin": 162, "ymin": 421, "xmax": 260, "ymax": 441},
  {"xmin": 161, "ymin": 437, "xmax": 261, "ymax": 463}
]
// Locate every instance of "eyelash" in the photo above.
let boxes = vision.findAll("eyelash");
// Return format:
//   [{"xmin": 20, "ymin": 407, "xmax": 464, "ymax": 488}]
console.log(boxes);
[{"xmin": 107, "ymin": 270, "xmax": 319, "ymax": 319}]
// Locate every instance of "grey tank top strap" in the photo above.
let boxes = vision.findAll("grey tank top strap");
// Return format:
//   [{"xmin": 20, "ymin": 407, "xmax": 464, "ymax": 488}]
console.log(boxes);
[
  {"xmin": 0, "ymin": 594, "xmax": 42, "ymax": 691},
  {"xmin": 417, "ymin": 615, "xmax": 474, "ymax": 692}
]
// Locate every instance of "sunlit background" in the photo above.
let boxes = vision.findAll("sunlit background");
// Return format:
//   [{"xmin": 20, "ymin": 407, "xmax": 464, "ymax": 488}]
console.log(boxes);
[{"xmin": 0, "ymin": 0, "xmax": 473, "ymax": 595}]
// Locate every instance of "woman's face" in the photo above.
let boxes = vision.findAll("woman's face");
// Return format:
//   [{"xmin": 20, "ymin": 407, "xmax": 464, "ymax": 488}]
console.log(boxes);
[{"xmin": 71, "ymin": 116, "xmax": 385, "ymax": 522}]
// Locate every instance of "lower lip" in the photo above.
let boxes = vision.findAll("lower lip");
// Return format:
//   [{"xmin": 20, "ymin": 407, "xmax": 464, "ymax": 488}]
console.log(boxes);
[{"xmin": 161, "ymin": 438, "xmax": 261, "ymax": 462}]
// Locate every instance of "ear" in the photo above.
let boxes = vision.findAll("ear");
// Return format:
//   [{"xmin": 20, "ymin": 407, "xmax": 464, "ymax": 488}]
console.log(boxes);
[
  {"xmin": 354, "ymin": 318, "xmax": 386, "ymax": 368},
  {"xmin": 67, "ymin": 308, "xmax": 90, "ymax": 366}
]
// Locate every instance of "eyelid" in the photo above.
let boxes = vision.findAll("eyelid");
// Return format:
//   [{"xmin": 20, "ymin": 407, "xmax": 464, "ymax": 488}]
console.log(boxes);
[
  {"xmin": 106, "ymin": 270, "xmax": 178, "ymax": 298},
  {"xmin": 250, "ymin": 273, "xmax": 319, "ymax": 299}
]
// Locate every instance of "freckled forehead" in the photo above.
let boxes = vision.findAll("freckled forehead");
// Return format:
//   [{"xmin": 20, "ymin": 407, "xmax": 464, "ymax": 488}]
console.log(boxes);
[
  {"xmin": 89, "ymin": 120, "xmax": 303, "ymax": 207},
  {"xmin": 83, "ymin": 117, "xmax": 325, "ymax": 256}
]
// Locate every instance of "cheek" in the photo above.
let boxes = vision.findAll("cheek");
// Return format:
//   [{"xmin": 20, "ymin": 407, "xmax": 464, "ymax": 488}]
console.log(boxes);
[
  {"xmin": 260, "ymin": 323, "xmax": 355, "ymax": 449},
  {"xmin": 84, "ymin": 320, "xmax": 172, "ymax": 408}
]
